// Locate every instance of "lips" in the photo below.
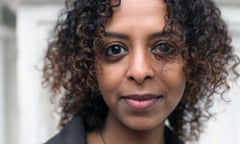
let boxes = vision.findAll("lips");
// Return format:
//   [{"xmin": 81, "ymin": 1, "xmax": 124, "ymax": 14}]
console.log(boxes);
[{"xmin": 122, "ymin": 94, "xmax": 163, "ymax": 110}]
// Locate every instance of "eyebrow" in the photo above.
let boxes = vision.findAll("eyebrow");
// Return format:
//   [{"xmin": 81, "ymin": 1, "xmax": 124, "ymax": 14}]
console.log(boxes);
[
  {"xmin": 148, "ymin": 31, "xmax": 165, "ymax": 40},
  {"xmin": 105, "ymin": 31, "xmax": 181, "ymax": 40},
  {"xmin": 148, "ymin": 31, "xmax": 182, "ymax": 40},
  {"xmin": 105, "ymin": 32, "xmax": 130, "ymax": 40}
]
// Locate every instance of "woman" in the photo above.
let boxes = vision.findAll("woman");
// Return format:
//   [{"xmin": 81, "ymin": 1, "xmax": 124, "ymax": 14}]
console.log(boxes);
[{"xmin": 43, "ymin": 0, "xmax": 240, "ymax": 143}]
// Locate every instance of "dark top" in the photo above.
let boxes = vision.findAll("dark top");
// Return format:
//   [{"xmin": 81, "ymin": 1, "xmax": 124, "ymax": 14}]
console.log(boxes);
[{"xmin": 45, "ymin": 115, "xmax": 183, "ymax": 144}]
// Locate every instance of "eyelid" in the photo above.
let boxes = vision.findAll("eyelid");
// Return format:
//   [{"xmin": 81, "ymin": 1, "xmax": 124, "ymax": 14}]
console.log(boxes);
[
  {"xmin": 103, "ymin": 41, "xmax": 127, "ymax": 49},
  {"xmin": 152, "ymin": 40, "xmax": 177, "ymax": 47},
  {"xmin": 151, "ymin": 40, "xmax": 178, "ymax": 55},
  {"xmin": 102, "ymin": 41, "xmax": 128, "ymax": 56}
]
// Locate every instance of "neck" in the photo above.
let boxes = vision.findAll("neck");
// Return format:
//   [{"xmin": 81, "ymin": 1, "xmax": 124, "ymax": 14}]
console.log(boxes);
[{"xmin": 101, "ymin": 113, "xmax": 165, "ymax": 144}]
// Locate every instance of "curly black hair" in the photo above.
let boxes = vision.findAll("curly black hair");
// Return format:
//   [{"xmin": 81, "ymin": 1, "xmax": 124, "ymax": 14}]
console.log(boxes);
[{"xmin": 43, "ymin": 0, "xmax": 240, "ymax": 142}]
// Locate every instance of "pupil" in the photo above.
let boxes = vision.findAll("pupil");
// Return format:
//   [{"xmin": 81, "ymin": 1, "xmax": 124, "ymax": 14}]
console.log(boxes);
[
  {"xmin": 112, "ymin": 46, "xmax": 121, "ymax": 54},
  {"xmin": 160, "ymin": 45, "xmax": 171, "ymax": 53},
  {"xmin": 163, "ymin": 46, "xmax": 169, "ymax": 52}
]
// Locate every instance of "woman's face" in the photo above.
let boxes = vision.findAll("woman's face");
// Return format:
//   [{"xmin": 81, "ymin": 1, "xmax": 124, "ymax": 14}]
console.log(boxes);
[{"xmin": 96, "ymin": 0, "xmax": 186, "ymax": 131}]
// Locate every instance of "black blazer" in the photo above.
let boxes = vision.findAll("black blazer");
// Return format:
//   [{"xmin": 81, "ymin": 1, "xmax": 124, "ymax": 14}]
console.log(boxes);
[{"xmin": 45, "ymin": 115, "xmax": 183, "ymax": 144}]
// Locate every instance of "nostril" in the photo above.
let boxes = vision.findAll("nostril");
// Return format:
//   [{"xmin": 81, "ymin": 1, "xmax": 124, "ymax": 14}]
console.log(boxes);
[
  {"xmin": 126, "ymin": 57, "xmax": 155, "ymax": 84},
  {"xmin": 127, "ymin": 74, "xmax": 153, "ymax": 84},
  {"xmin": 145, "ymin": 75, "xmax": 152, "ymax": 80}
]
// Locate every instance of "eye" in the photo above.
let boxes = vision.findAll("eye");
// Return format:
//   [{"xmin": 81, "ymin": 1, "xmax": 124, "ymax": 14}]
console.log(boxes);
[
  {"xmin": 103, "ymin": 44, "xmax": 128, "ymax": 57},
  {"xmin": 151, "ymin": 41, "xmax": 177, "ymax": 56}
]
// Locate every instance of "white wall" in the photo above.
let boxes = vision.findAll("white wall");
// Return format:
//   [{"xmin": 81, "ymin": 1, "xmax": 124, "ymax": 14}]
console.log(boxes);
[
  {"xmin": 0, "ymin": 29, "xmax": 5, "ymax": 144},
  {"xmin": 17, "ymin": 4, "xmax": 61, "ymax": 144},
  {"xmin": 199, "ymin": 6, "xmax": 240, "ymax": 144},
  {"xmin": 0, "ymin": 24, "xmax": 16, "ymax": 144}
]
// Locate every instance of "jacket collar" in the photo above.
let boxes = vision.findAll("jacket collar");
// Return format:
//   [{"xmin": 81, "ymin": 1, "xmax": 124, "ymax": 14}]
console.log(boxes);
[
  {"xmin": 45, "ymin": 115, "xmax": 86, "ymax": 144},
  {"xmin": 45, "ymin": 115, "xmax": 183, "ymax": 144}
]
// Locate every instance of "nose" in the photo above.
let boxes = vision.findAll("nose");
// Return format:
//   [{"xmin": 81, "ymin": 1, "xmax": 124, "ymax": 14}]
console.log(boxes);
[{"xmin": 126, "ymin": 49, "xmax": 154, "ymax": 84}]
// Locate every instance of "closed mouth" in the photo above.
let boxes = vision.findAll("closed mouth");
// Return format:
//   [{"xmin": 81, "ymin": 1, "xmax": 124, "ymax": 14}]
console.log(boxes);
[
  {"xmin": 122, "ymin": 95, "xmax": 163, "ymax": 101},
  {"xmin": 121, "ymin": 94, "xmax": 164, "ymax": 110}
]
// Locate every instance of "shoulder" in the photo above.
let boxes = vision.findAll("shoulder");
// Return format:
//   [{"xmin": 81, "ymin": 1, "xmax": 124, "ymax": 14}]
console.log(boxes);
[{"xmin": 44, "ymin": 115, "xmax": 87, "ymax": 144}]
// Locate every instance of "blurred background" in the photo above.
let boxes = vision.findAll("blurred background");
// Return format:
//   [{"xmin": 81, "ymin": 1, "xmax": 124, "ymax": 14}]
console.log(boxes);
[{"xmin": 0, "ymin": 0, "xmax": 239, "ymax": 144}]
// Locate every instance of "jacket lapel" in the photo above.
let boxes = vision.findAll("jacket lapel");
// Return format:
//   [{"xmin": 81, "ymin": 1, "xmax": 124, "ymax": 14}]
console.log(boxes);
[{"xmin": 45, "ymin": 115, "xmax": 86, "ymax": 144}]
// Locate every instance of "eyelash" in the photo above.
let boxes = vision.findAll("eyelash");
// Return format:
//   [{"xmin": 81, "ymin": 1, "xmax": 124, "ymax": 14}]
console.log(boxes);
[
  {"xmin": 101, "ymin": 41, "xmax": 178, "ymax": 60},
  {"xmin": 102, "ymin": 42, "xmax": 128, "ymax": 59},
  {"xmin": 151, "ymin": 41, "xmax": 177, "ymax": 57}
]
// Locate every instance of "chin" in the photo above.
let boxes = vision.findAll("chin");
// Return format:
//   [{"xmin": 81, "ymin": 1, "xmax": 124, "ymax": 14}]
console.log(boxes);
[{"xmin": 122, "ymin": 117, "xmax": 165, "ymax": 131}]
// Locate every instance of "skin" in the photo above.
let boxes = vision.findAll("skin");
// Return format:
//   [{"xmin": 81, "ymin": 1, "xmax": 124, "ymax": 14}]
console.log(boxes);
[{"xmin": 88, "ymin": 0, "xmax": 186, "ymax": 144}]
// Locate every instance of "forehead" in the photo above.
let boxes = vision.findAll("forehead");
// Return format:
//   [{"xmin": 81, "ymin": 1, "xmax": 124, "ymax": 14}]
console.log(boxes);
[
  {"xmin": 110, "ymin": 0, "xmax": 166, "ymax": 19},
  {"xmin": 106, "ymin": 0, "xmax": 167, "ymax": 32},
  {"xmin": 114, "ymin": 0, "xmax": 165, "ymax": 13}
]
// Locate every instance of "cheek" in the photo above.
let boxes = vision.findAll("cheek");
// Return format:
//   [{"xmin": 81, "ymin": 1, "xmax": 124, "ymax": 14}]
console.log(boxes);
[
  {"xmin": 161, "ymin": 62, "xmax": 186, "ymax": 98},
  {"xmin": 96, "ymin": 63, "xmax": 126, "ymax": 98},
  {"xmin": 158, "ymin": 65, "xmax": 186, "ymax": 115}
]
